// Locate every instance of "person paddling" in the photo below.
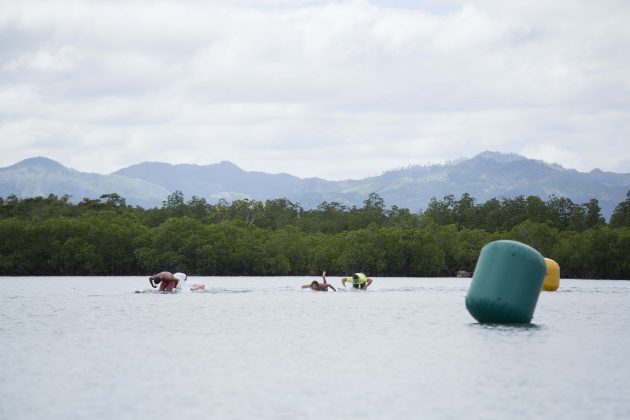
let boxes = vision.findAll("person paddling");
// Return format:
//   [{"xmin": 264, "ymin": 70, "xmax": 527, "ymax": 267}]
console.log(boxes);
[
  {"xmin": 149, "ymin": 271, "xmax": 205, "ymax": 292},
  {"xmin": 302, "ymin": 271, "xmax": 336, "ymax": 292},
  {"xmin": 150, "ymin": 271, "xmax": 179, "ymax": 291},
  {"xmin": 341, "ymin": 272, "xmax": 373, "ymax": 290}
]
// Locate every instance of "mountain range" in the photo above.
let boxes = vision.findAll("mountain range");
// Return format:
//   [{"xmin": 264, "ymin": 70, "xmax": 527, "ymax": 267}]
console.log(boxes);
[{"xmin": 1, "ymin": 151, "xmax": 629, "ymax": 219}]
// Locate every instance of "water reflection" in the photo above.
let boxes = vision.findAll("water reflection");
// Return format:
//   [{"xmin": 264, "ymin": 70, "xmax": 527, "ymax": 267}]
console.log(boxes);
[{"xmin": 469, "ymin": 322, "xmax": 544, "ymax": 330}]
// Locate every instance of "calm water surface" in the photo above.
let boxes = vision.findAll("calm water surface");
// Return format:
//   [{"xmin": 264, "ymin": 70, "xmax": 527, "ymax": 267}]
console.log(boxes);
[{"xmin": 1, "ymin": 277, "xmax": 629, "ymax": 420}]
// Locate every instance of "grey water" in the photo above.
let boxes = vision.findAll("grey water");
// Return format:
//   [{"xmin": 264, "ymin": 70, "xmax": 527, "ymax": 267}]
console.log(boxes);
[{"xmin": 1, "ymin": 277, "xmax": 629, "ymax": 420}]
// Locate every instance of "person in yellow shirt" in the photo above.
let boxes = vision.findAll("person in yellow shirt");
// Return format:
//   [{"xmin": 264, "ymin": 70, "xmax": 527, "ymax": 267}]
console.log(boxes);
[{"xmin": 341, "ymin": 273, "xmax": 373, "ymax": 290}]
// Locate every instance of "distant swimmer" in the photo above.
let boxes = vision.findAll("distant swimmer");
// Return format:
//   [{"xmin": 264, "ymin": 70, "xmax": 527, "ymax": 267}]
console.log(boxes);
[
  {"xmin": 149, "ymin": 271, "xmax": 205, "ymax": 292},
  {"xmin": 302, "ymin": 271, "xmax": 336, "ymax": 292},
  {"xmin": 341, "ymin": 273, "xmax": 373, "ymax": 290}
]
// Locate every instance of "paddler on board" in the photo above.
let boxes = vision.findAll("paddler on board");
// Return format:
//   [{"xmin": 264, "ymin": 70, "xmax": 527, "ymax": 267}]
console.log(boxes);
[
  {"xmin": 341, "ymin": 273, "xmax": 373, "ymax": 290},
  {"xmin": 149, "ymin": 271, "xmax": 205, "ymax": 292},
  {"xmin": 302, "ymin": 271, "xmax": 336, "ymax": 292}
]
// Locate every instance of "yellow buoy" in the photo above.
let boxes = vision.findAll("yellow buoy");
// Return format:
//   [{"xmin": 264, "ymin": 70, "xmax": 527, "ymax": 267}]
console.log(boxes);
[{"xmin": 542, "ymin": 258, "xmax": 560, "ymax": 291}]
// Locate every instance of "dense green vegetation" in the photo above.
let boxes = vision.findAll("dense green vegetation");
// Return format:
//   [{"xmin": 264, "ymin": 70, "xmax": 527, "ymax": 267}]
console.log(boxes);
[{"xmin": 1, "ymin": 191, "xmax": 629, "ymax": 278}]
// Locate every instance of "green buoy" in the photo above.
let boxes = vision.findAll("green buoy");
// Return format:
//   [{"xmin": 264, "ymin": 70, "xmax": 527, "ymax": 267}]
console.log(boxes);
[{"xmin": 465, "ymin": 240, "xmax": 547, "ymax": 324}]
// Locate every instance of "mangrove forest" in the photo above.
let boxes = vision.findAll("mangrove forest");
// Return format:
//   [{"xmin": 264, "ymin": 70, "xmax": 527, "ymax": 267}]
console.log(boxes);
[{"xmin": 1, "ymin": 191, "xmax": 629, "ymax": 279}]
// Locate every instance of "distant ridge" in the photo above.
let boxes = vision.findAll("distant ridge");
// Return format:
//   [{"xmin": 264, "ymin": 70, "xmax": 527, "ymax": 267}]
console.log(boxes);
[
  {"xmin": 475, "ymin": 151, "xmax": 527, "ymax": 163},
  {"xmin": 3, "ymin": 156, "xmax": 65, "ymax": 170},
  {"xmin": 1, "ymin": 152, "xmax": 629, "ymax": 219},
  {"xmin": 112, "ymin": 160, "xmax": 335, "ymax": 203},
  {"xmin": 0, "ymin": 157, "xmax": 170, "ymax": 208}
]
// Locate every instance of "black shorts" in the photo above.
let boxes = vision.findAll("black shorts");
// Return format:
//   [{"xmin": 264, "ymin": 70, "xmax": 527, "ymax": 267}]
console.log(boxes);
[{"xmin": 352, "ymin": 283, "xmax": 366, "ymax": 289}]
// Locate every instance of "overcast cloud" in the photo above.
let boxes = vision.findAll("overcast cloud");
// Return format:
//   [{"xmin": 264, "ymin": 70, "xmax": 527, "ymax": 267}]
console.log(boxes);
[{"xmin": 0, "ymin": 0, "xmax": 628, "ymax": 179}]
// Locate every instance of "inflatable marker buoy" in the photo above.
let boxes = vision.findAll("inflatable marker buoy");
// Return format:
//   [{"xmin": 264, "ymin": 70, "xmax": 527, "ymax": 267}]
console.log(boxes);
[
  {"xmin": 542, "ymin": 258, "xmax": 560, "ymax": 291},
  {"xmin": 465, "ymin": 240, "xmax": 547, "ymax": 324}
]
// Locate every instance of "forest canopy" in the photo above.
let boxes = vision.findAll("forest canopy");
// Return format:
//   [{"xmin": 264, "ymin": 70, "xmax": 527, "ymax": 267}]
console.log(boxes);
[{"xmin": 1, "ymin": 191, "xmax": 629, "ymax": 279}]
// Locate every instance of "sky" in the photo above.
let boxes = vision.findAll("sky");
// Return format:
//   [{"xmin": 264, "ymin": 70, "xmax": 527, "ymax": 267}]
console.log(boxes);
[{"xmin": 0, "ymin": 0, "xmax": 629, "ymax": 180}]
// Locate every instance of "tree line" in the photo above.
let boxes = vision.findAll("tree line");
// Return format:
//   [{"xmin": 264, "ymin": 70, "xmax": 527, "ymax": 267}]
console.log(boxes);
[{"xmin": 1, "ymin": 191, "xmax": 629, "ymax": 278}]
